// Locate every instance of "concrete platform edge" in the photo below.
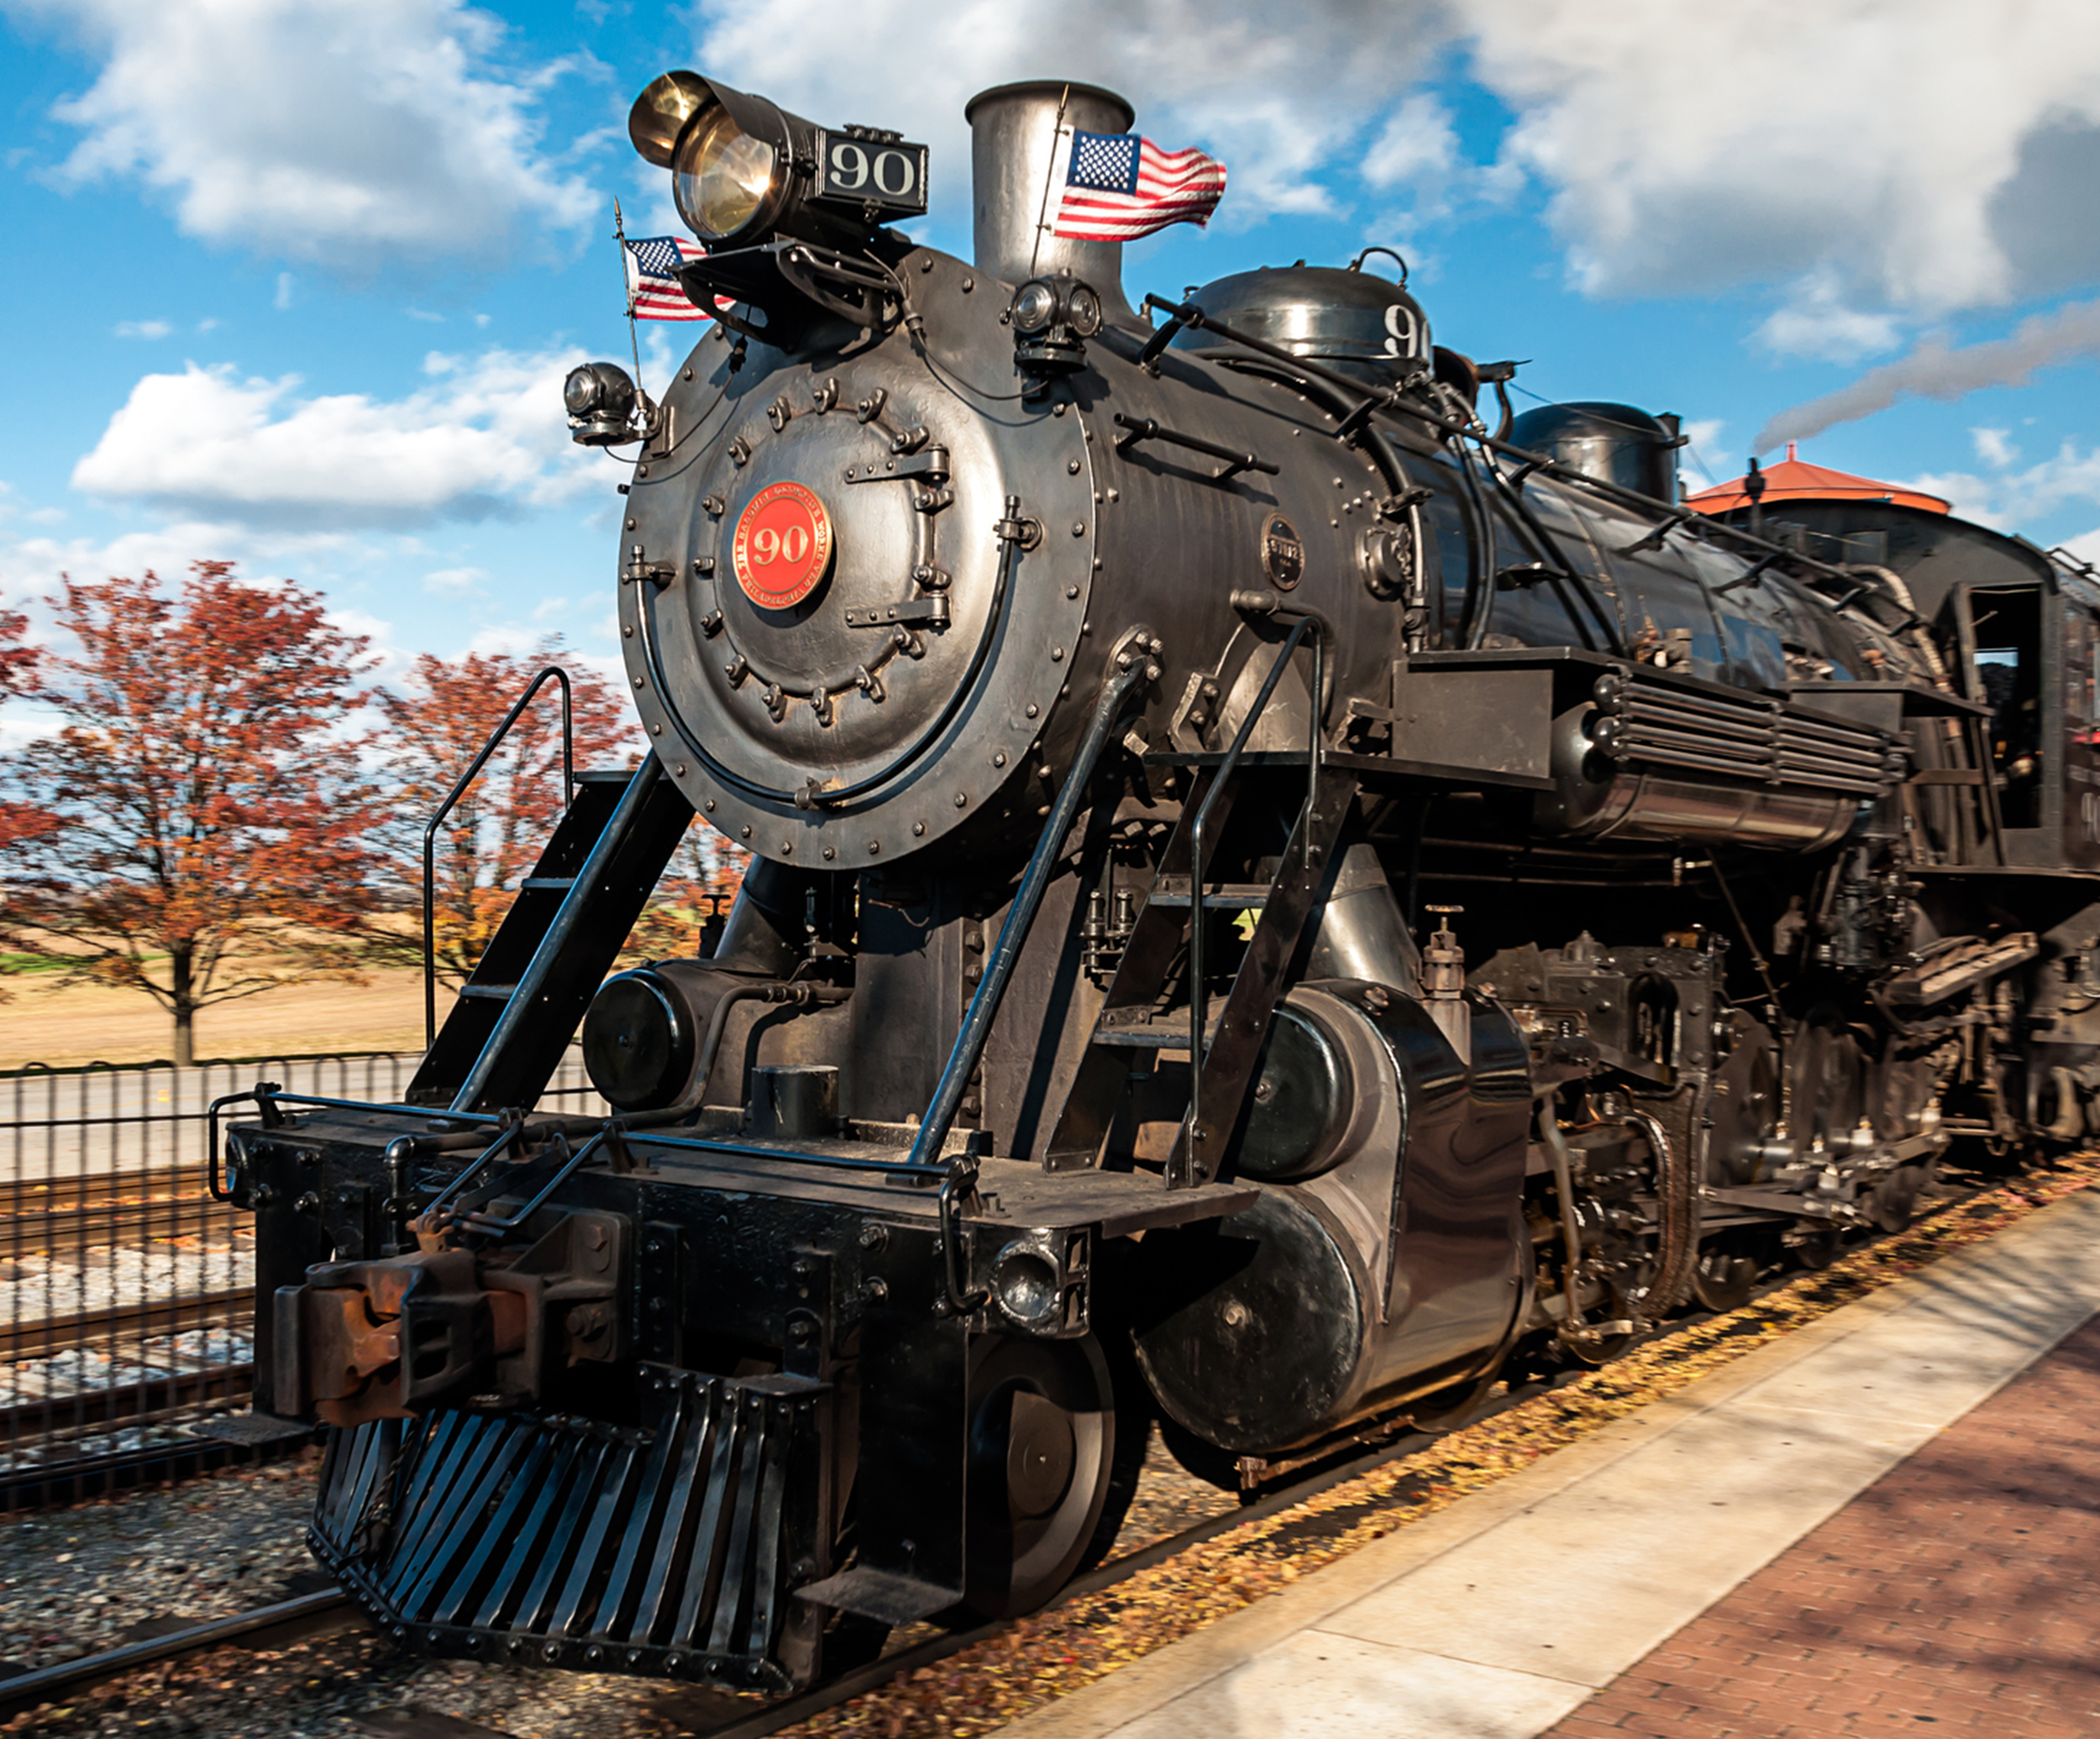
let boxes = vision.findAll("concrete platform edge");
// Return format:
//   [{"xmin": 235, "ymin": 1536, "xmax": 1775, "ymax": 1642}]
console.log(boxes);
[{"xmin": 990, "ymin": 1186, "xmax": 2100, "ymax": 1739}]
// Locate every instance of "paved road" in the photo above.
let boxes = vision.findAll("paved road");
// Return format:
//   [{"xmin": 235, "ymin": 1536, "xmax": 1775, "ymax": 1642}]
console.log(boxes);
[{"xmin": 0, "ymin": 1052, "xmax": 610, "ymax": 1182}]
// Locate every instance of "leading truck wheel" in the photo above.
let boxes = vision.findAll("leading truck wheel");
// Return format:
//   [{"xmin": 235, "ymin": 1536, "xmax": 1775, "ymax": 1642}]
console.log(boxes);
[{"xmin": 963, "ymin": 1333, "xmax": 1125, "ymax": 1619}]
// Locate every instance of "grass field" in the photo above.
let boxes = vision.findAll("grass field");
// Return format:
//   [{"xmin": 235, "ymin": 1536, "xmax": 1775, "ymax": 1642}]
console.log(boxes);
[{"xmin": 0, "ymin": 964, "xmax": 430, "ymax": 1069}]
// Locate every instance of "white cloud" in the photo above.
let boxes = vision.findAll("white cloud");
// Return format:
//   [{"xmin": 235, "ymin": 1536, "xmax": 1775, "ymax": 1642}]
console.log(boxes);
[
  {"xmin": 1972, "ymin": 427, "xmax": 2019, "ymax": 470},
  {"xmin": 71, "ymin": 346, "xmax": 602, "ymax": 531},
  {"xmin": 463, "ymin": 623, "xmax": 544, "ymax": 657},
  {"xmin": 690, "ymin": 0, "xmax": 1462, "ymax": 229},
  {"xmin": 1755, "ymin": 271, "xmax": 1903, "ymax": 363},
  {"xmin": 1465, "ymin": 0, "xmax": 2100, "ymax": 317},
  {"xmin": 2060, "ymin": 526, "xmax": 2100, "ymax": 568},
  {"xmin": 18, "ymin": 0, "xmax": 598, "ymax": 266},
  {"xmin": 1676, "ymin": 418, "xmax": 1728, "ymax": 493},
  {"xmin": 113, "ymin": 318, "xmax": 171, "ymax": 339},
  {"xmin": 276, "ymin": 272, "xmax": 296, "ymax": 311},
  {"xmin": 1363, "ymin": 96, "xmax": 1460, "ymax": 199},
  {"xmin": 423, "ymin": 565, "xmax": 485, "ymax": 594},
  {"xmin": 1903, "ymin": 441, "xmax": 2100, "ymax": 532}
]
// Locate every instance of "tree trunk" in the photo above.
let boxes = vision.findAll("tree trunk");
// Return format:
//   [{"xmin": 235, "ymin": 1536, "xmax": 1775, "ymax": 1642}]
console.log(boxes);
[{"xmin": 172, "ymin": 948, "xmax": 196, "ymax": 1068}]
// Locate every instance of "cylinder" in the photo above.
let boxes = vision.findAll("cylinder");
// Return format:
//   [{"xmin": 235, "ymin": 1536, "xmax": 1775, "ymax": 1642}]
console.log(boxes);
[{"xmin": 964, "ymin": 81, "xmax": 1137, "ymax": 321}]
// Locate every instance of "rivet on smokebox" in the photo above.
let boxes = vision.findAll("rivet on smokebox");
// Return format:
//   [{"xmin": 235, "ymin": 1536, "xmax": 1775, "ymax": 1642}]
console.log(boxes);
[
  {"xmin": 1072, "ymin": 522, "xmax": 1086, "ymax": 537},
  {"xmin": 954, "ymin": 792, "xmax": 969, "ymax": 807}
]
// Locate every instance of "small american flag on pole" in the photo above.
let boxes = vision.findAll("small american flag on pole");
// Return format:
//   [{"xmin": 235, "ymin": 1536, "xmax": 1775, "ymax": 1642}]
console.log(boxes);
[
  {"xmin": 1052, "ymin": 131, "xmax": 1227, "ymax": 242},
  {"xmin": 623, "ymin": 235, "xmax": 711, "ymax": 322}
]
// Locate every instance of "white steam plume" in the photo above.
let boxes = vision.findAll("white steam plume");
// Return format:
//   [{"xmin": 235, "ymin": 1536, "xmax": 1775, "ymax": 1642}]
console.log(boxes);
[{"xmin": 1756, "ymin": 297, "xmax": 2100, "ymax": 453}]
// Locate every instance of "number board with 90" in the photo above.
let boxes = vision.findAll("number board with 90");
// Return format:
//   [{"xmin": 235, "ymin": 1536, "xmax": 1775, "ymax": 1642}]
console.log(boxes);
[{"xmin": 813, "ymin": 132, "xmax": 928, "ymax": 215}]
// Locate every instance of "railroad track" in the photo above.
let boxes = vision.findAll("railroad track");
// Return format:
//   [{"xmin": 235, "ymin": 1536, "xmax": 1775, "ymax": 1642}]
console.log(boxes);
[
  {"xmin": 0, "ymin": 1168, "xmax": 244, "ymax": 1258},
  {"xmin": 0, "ymin": 1167, "xmax": 2033, "ymax": 1731},
  {"xmin": 0, "ymin": 1262, "xmax": 1925, "ymax": 1731},
  {"xmin": 0, "ymin": 1287, "xmax": 250, "ymax": 1361},
  {"xmin": 0, "ymin": 1169, "xmax": 198, "ymax": 1215}
]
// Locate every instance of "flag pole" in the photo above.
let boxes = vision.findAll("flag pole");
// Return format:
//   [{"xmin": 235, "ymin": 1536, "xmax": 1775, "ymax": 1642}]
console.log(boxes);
[
  {"xmin": 613, "ymin": 197, "xmax": 645, "ymax": 393},
  {"xmin": 1027, "ymin": 84, "xmax": 1071, "ymax": 281}
]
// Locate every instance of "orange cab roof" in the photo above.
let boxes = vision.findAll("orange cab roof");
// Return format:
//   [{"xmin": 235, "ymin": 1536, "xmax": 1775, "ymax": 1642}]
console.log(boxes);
[{"xmin": 1686, "ymin": 442, "xmax": 1950, "ymax": 516}]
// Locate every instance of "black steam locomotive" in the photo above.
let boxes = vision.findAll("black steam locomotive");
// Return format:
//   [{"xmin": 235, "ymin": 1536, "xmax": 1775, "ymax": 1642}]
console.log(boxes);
[{"xmin": 214, "ymin": 71, "xmax": 2100, "ymax": 1691}]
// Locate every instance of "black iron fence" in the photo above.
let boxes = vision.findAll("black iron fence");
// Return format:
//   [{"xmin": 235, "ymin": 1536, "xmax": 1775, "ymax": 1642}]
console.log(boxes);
[{"xmin": 0, "ymin": 1048, "xmax": 608, "ymax": 1504}]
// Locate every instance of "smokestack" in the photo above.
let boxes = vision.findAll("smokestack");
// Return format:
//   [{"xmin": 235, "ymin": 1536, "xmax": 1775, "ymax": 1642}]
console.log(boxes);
[{"xmin": 964, "ymin": 81, "xmax": 1137, "ymax": 325}]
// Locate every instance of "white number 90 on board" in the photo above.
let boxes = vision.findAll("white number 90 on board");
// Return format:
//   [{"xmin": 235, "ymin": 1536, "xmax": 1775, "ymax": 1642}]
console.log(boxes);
[{"xmin": 814, "ymin": 131, "xmax": 928, "ymax": 213}]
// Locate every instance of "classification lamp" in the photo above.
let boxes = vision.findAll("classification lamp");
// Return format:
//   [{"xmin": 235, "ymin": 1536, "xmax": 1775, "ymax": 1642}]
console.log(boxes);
[
  {"xmin": 628, "ymin": 71, "xmax": 929, "ymax": 251},
  {"xmin": 1007, "ymin": 272, "xmax": 1104, "ymax": 375},
  {"xmin": 563, "ymin": 360, "xmax": 638, "ymax": 446}
]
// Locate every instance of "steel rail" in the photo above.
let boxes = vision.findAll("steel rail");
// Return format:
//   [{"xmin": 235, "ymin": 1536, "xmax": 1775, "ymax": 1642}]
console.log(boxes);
[
  {"xmin": 0, "ymin": 1195, "xmax": 244, "ymax": 1258},
  {"xmin": 0, "ymin": 1167, "xmax": 211, "ymax": 1213},
  {"xmin": 0, "ymin": 1590, "xmax": 361, "ymax": 1717},
  {"xmin": 0, "ymin": 1287, "xmax": 249, "ymax": 1362}
]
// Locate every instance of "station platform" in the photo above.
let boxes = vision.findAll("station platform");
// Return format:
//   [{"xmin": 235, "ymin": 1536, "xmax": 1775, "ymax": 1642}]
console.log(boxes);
[{"xmin": 991, "ymin": 1189, "xmax": 2100, "ymax": 1738}]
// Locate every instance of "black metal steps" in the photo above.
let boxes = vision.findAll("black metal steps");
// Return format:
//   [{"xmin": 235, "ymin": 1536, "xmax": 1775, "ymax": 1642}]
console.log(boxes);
[
  {"xmin": 1144, "ymin": 877, "xmax": 1271, "ymax": 908},
  {"xmin": 408, "ymin": 757, "xmax": 694, "ymax": 1113}
]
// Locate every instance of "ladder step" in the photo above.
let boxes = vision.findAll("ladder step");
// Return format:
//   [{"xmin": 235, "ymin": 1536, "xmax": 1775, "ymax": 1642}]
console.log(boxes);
[
  {"xmin": 520, "ymin": 877, "xmax": 576, "ymax": 891},
  {"xmin": 459, "ymin": 984, "xmax": 517, "ymax": 1001},
  {"xmin": 1147, "ymin": 880, "xmax": 1272, "ymax": 909},
  {"xmin": 1092, "ymin": 1016, "xmax": 1221, "ymax": 1049}
]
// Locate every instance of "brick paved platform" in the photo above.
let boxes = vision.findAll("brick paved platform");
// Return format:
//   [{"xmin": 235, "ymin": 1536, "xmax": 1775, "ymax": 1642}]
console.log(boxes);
[
  {"xmin": 1543, "ymin": 1311, "xmax": 2100, "ymax": 1737},
  {"xmin": 993, "ymin": 1190, "xmax": 2100, "ymax": 1739}
]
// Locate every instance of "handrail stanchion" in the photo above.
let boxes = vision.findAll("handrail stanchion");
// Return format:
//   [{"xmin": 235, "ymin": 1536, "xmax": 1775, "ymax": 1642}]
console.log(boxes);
[{"xmin": 421, "ymin": 665, "xmax": 576, "ymax": 1053}]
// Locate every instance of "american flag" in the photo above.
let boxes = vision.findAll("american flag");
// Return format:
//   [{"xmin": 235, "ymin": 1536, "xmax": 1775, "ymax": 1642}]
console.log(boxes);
[
  {"xmin": 1051, "ymin": 131, "xmax": 1227, "ymax": 242},
  {"xmin": 623, "ymin": 235, "xmax": 711, "ymax": 322}
]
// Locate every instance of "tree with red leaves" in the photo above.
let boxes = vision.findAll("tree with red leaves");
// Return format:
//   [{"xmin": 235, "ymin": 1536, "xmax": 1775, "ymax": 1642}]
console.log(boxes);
[
  {"xmin": 1, "ymin": 562, "xmax": 381, "ymax": 1064},
  {"xmin": 0, "ymin": 607, "xmax": 50, "ymax": 854},
  {"xmin": 370, "ymin": 644, "xmax": 746, "ymax": 981},
  {"xmin": 627, "ymin": 820, "xmax": 748, "ymax": 964},
  {"xmin": 371, "ymin": 643, "xmax": 638, "ymax": 985}
]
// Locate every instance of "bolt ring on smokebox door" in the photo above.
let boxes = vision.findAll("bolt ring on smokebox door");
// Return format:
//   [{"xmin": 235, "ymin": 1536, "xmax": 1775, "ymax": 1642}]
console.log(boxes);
[{"xmin": 623, "ymin": 340, "xmax": 1097, "ymax": 859}]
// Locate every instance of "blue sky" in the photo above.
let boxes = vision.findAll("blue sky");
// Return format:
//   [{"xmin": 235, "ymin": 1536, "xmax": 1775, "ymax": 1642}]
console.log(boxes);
[{"xmin": 5, "ymin": 0, "xmax": 2100, "ymax": 714}]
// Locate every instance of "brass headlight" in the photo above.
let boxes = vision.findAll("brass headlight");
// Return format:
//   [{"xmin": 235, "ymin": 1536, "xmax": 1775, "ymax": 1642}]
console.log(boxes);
[
  {"xmin": 674, "ymin": 105, "xmax": 778, "ymax": 242},
  {"xmin": 627, "ymin": 70, "xmax": 927, "ymax": 255}
]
